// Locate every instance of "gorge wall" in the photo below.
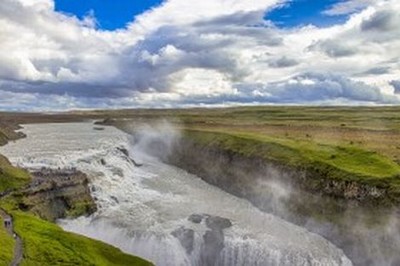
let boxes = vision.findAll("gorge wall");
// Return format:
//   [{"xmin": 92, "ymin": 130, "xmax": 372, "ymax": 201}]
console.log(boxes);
[{"xmin": 155, "ymin": 132, "xmax": 400, "ymax": 266}]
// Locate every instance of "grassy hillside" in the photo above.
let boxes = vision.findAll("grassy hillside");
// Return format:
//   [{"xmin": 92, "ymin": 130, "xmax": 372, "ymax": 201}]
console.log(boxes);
[
  {"xmin": 0, "ymin": 197, "xmax": 151, "ymax": 266},
  {"xmin": 0, "ymin": 216, "xmax": 15, "ymax": 265},
  {"xmin": 0, "ymin": 174, "xmax": 152, "ymax": 266},
  {"xmin": 0, "ymin": 182, "xmax": 152, "ymax": 266},
  {"xmin": 0, "ymin": 155, "xmax": 31, "ymax": 192},
  {"xmin": 0, "ymin": 173, "xmax": 152, "ymax": 265},
  {"xmin": 11, "ymin": 211, "xmax": 149, "ymax": 266}
]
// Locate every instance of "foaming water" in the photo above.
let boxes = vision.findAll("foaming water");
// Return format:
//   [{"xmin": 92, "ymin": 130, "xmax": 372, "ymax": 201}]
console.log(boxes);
[{"xmin": 0, "ymin": 122, "xmax": 352, "ymax": 266}]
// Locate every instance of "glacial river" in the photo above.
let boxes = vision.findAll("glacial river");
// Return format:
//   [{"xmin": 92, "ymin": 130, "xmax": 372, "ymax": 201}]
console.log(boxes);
[{"xmin": 0, "ymin": 122, "xmax": 352, "ymax": 266}]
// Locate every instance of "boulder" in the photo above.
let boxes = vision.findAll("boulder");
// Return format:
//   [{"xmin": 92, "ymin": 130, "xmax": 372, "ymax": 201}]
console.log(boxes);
[{"xmin": 171, "ymin": 227, "xmax": 195, "ymax": 254}]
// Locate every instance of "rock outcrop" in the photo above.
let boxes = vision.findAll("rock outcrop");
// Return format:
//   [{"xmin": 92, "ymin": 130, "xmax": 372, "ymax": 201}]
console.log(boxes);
[
  {"xmin": 0, "ymin": 122, "xmax": 25, "ymax": 146},
  {"xmin": 18, "ymin": 168, "xmax": 97, "ymax": 222}
]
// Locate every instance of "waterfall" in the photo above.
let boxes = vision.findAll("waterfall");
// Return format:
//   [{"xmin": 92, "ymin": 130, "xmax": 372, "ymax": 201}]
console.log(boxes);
[{"xmin": 0, "ymin": 122, "xmax": 352, "ymax": 266}]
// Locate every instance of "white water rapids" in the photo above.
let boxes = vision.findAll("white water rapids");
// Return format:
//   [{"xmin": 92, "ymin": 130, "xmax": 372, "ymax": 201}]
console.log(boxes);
[{"xmin": 0, "ymin": 122, "xmax": 352, "ymax": 266}]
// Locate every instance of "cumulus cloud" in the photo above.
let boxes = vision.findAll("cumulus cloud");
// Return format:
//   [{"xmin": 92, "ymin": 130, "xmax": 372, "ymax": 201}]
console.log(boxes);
[
  {"xmin": 323, "ymin": 0, "xmax": 375, "ymax": 16},
  {"xmin": 0, "ymin": 0, "xmax": 399, "ymax": 110},
  {"xmin": 226, "ymin": 72, "xmax": 397, "ymax": 105},
  {"xmin": 360, "ymin": 10, "xmax": 398, "ymax": 32}
]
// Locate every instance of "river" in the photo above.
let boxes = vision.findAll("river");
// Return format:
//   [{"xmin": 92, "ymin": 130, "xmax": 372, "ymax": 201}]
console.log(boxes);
[{"xmin": 0, "ymin": 122, "xmax": 352, "ymax": 266}]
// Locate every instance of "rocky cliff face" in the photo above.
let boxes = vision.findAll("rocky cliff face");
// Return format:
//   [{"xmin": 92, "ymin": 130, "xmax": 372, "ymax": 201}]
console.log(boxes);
[
  {"xmin": 168, "ymin": 137, "xmax": 392, "ymax": 208},
  {"xmin": 17, "ymin": 169, "xmax": 97, "ymax": 222}
]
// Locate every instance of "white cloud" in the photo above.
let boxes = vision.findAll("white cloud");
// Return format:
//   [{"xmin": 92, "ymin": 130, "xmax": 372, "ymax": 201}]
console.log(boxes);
[
  {"xmin": 323, "ymin": 0, "xmax": 375, "ymax": 16},
  {"xmin": 0, "ymin": 0, "xmax": 399, "ymax": 110}
]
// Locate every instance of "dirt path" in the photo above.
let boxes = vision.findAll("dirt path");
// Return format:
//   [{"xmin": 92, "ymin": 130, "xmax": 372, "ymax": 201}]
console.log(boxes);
[{"xmin": 0, "ymin": 208, "xmax": 23, "ymax": 266}]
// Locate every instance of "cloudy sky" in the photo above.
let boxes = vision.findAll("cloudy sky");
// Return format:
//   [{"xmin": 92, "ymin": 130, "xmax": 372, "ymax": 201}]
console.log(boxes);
[{"xmin": 0, "ymin": 0, "xmax": 399, "ymax": 110}]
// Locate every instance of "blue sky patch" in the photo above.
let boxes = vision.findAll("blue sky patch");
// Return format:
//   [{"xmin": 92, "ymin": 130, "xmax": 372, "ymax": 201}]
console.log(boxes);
[
  {"xmin": 55, "ymin": 0, "xmax": 164, "ymax": 30},
  {"xmin": 266, "ymin": 0, "xmax": 348, "ymax": 28}
]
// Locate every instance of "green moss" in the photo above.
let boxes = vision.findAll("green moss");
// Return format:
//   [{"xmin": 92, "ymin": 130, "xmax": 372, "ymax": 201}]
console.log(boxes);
[
  {"xmin": 0, "ymin": 216, "xmax": 15, "ymax": 265},
  {"xmin": 0, "ymin": 155, "xmax": 31, "ymax": 193}
]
